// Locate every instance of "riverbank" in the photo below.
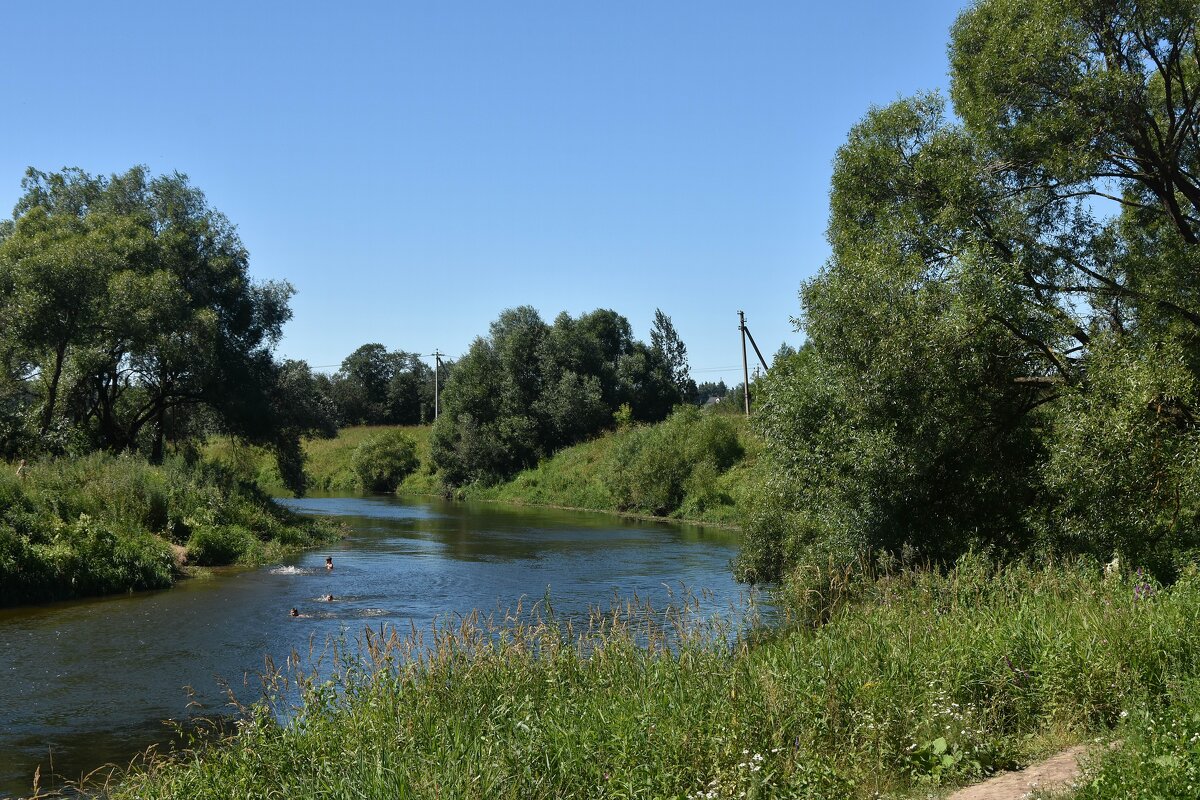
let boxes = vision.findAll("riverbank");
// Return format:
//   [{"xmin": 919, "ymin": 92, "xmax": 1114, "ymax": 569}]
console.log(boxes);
[
  {"xmin": 213, "ymin": 408, "xmax": 758, "ymax": 528},
  {"xmin": 93, "ymin": 556, "xmax": 1200, "ymax": 799},
  {"xmin": 0, "ymin": 453, "xmax": 339, "ymax": 607},
  {"xmin": 206, "ymin": 424, "xmax": 441, "ymax": 495}
]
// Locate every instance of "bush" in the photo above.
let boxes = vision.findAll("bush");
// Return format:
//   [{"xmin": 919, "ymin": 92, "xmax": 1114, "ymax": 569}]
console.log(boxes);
[
  {"xmin": 604, "ymin": 406, "xmax": 744, "ymax": 516},
  {"xmin": 352, "ymin": 430, "xmax": 420, "ymax": 493},
  {"xmin": 0, "ymin": 453, "xmax": 337, "ymax": 606},
  {"xmin": 186, "ymin": 525, "xmax": 258, "ymax": 566}
]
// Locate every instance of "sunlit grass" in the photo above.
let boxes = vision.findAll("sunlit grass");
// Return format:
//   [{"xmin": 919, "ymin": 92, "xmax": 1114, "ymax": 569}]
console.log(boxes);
[
  {"xmin": 464, "ymin": 411, "xmax": 760, "ymax": 527},
  {"xmin": 205, "ymin": 425, "xmax": 437, "ymax": 495},
  {"xmin": 88, "ymin": 557, "xmax": 1200, "ymax": 799},
  {"xmin": 0, "ymin": 452, "xmax": 337, "ymax": 606}
]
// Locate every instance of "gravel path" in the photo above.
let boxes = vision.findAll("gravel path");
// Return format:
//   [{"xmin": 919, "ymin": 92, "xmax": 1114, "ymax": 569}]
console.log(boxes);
[{"xmin": 946, "ymin": 745, "xmax": 1088, "ymax": 800}]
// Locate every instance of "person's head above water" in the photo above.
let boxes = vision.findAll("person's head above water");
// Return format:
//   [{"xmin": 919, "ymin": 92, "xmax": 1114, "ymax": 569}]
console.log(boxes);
[
  {"xmin": 290, "ymin": 608, "xmax": 299, "ymax": 617},
  {"xmin": 325, "ymin": 594, "xmax": 334, "ymax": 602},
  {"xmin": 325, "ymin": 557, "xmax": 333, "ymax": 569}
]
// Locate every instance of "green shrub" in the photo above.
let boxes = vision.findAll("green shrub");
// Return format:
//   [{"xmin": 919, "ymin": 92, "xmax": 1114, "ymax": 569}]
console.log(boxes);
[
  {"xmin": 604, "ymin": 406, "xmax": 744, "ymax": 516},
  {"xmin": 352, "ymin": 430, "xmax": 419, "ymax": 493},
  {"xmin": 187, "ymin": 525, "xmax": 257, "ymax": 566},
  {"xmin": 0, "ymin": 523, "xmax": 53, "ymax": 604},
  {"xmin": 0, "ymin": 453, "xmax": 337, "ymax": 606}
]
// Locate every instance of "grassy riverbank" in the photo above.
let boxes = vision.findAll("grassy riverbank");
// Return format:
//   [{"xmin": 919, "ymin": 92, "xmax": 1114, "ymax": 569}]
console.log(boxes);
[
  {"xmin": 0, "ymin": 453, "xmax": 337, "ymax": 606},
  {"xmin": 205, "ymin": 425, "xmax": 440, "ymax": 496},
  {"xmin": 93, "ymin": 557, "xmax": 1199, "ymax": 799},
  {"xmin": 459, "ymin": 408, "xmax": 757, "ymax": 527},
  {"xmin": 216, "ymin": 408, "xmax": 758, "ymax": 527}
]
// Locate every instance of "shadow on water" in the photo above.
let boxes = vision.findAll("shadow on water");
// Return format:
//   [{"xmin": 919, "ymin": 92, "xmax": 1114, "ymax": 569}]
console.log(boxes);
[{"xmin": 0, "ymin": 495, "xmax": 758, "ymax": 798}]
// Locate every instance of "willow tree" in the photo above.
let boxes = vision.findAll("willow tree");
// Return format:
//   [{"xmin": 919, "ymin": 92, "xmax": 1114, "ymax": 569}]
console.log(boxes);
[
  {"xmin": 0, "ymin": 166, "xmax": 324, "ymax": 491},
  {"xmin": 742, "ymin": 0, "xmax": 1200, "ymax": 582}
]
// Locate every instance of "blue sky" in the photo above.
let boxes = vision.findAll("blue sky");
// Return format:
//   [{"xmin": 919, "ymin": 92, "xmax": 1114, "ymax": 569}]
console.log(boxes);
[{"xmin": 1, "ymin": 1, "xmax": 967, "ymax": 387}]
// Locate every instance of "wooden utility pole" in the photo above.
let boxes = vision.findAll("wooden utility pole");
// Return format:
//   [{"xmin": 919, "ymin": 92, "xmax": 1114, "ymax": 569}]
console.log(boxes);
[
  {"xmin": 739, "ymin": 310, "xmax": 751, "ymax": 415},
  {"xmin": 738, "ymin": 311, "xmax": 771, "ymax": 416},
  {"xmin": 431, "ymin": 349, "xmax": 444, "ymax": 420}
]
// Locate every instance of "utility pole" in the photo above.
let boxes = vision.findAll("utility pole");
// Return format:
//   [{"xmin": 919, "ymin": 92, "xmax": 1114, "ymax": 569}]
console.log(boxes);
[
  {"xmin": 430, "ymin": 349, "xmax": 443, "ymax": 421},
  {"xmin": 738, "ymin": 311, "xmax": 771, "ymax": 417},
  {"xmin": 739, "ymin": 310, "xmax": 751, "ymax": 416}
]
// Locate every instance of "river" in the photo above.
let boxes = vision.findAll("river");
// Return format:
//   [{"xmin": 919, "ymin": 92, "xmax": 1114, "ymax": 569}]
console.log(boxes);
[{"xmin": 0, "ymin": 496, "xmax": 753, "ymax": 798}]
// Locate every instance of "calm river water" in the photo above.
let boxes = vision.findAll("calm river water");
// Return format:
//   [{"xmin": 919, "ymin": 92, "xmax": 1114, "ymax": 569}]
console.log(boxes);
[{"xmin": 0, "ymin": 496, "xmax": 753, "ymax": 797}]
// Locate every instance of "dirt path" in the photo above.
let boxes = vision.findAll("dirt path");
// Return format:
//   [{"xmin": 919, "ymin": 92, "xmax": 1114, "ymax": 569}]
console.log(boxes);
[{"xmin": 946, "ymin": 745, "xmax": 1088, "ymax": 799}]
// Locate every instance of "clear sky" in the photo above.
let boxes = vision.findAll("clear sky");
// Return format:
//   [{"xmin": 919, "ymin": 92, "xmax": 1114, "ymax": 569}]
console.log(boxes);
[{"xmin": 0, "ymin": 1, "xmax": 967, "ymax": 387}]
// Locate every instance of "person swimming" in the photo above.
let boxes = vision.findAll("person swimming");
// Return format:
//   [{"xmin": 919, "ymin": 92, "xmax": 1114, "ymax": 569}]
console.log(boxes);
[
  {"xmin": 324, "ymin": 594, "xmax": 334, "ymax": 602},
  {"xmin": 290, "ymin": 608, "xmax": 300, "ymax": 617},
  {"xmin": 325, "ymin": 556, "xmax": 333, "ymax": 570}
]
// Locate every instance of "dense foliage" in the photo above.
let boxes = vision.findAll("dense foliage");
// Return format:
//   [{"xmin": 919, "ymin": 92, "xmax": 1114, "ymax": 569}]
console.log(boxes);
[
  {"xmin": 742, "ymin": 0, "xmax": 1200, "ymax": 583},
  {"xmin": 603, "ymin": 406, "xmax": 743, "ymax": 517},
  {"xmin": 430, "ymin": 306, "xmax": 692, "ymax": 485},
  {"xmin": 461, "ymin": 406, "xmax": 754, "ymax": 525},
  {"xmin": 325, "ymin": 343, "xmax": 449, "ymax": 426},
  {"xmin": 351, "ymin": 429, "xmax": 420, "ymax": 493},
  {"xmin": 0, "ymin": 453, "xmax": 334, "ymax": 605},
  {"xmin": 0, "ymin": 166, "xmax": 334, "ymax": 493}
]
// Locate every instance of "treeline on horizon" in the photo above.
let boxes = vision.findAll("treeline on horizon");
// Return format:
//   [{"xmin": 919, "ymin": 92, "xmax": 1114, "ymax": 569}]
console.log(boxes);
[
  {"xmin": 287, "ymin": 324, "xmax": 735, "ymax": 433},
  {"xmin": 0, "ymin": 165, "xmax": 736, "ymax": 498}
]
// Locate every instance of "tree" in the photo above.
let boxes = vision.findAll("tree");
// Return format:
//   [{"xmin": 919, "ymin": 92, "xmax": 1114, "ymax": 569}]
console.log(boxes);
[
  {"xmin": 431, "ymin": 306, "xmax": 685, "ymax": 485},
  {"xmin": 0, "ymin": 166, "xmax": 312, "ymax": 488},
  {"xmin": 650, "ymin": 309, "xmax": 697, "ymax": 404},
  {"xmin": 331, "ymin": 343, "xmax": 393, "ymax": 425},
  {"xmin": 741, "ymin": 0, "xmax": 1200, "ymax": 582}
]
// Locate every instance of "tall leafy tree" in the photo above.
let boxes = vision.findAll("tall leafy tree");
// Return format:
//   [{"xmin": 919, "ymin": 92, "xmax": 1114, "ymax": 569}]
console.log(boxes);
[
  {"xmin": 332, "ymin": 343, "xmax": 393, "ymax": 425},
  {"xmin": 0, "ymin": 166, "xmax": 315, "ymax": 489},
  {"xmin": 743, "ymin": 0, "xmax": 1200, "ymax": 582},
  {"xmin": 650, "ymin": 309, "xmax": 697, "ymax": 404},
  {"xmin": 431, "ymin": 306, "xmax": 685, "ymax": 485}
]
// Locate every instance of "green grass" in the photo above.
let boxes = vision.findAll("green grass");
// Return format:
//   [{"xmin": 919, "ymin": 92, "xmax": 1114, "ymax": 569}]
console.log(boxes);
[
  {"xmin": 0, "ymin": 452, "xmax": 338, "ymax": 606},
  {"xmin": 88, "ymin": 556, "xmax": 1200, "ymax": 799},
  {"xmin": 205, "ymin": 425, "xmax": 439, "ymax": 496},
  {"xmin": 464, "ymin": 409, "xmax": 760, "ymax": 527},
  {"xmin": 209, "ymin": 411, "xmax": 758, "ymax": 529}
]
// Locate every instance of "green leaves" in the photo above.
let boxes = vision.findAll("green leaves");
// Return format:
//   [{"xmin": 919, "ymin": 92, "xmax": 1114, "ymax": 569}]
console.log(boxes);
[
  {"xmin": 744, "ymin": 0, "xmax": 1200, "ymax": 582},
  {"xmin": 352, "ymin": 430, "xmax": 420, "ymax": 493},
  {"xmin": 0, "ymin": 166, "xmax": 311, "ymax": 480},
  {"xmin": 431, "ymin": 307, "xmax": 687, "ymax": 487}
]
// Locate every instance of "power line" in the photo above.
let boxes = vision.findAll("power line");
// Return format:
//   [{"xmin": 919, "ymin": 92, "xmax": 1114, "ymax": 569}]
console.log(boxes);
[{"xmin": 691, "ymin": 365, "xmax": 742, "ymax": 373}]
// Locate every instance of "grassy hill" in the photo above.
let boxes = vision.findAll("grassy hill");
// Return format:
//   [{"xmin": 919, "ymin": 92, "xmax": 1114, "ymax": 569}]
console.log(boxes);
[
  {"xmin": 205, "ymin": 425, "xmax": 441, "ymax": 496},
  {"xmin": 460, "ymin": 409, "xmax": 758, "ymax": 527}
]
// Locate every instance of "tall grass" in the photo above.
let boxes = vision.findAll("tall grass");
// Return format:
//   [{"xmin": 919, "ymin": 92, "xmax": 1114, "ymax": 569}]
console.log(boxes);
[
  {"xmin": 0, "ymin": 453, "xmax": 337, "ymax": 606},
  {"xmin": 92, "ymin": 557, "xmax": 1200, "ymax": 799}
]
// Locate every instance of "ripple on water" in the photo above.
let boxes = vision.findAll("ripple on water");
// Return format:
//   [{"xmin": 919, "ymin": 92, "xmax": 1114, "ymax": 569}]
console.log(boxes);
[{"xmin": 269, "ymin": 566, "xmax": 315, "ymax": 576}]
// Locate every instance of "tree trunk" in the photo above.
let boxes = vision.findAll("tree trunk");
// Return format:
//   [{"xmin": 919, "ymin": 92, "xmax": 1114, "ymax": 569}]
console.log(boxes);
[{"xmin": 40, "ymin": 341, "xmax": 67, "ymax": 435}]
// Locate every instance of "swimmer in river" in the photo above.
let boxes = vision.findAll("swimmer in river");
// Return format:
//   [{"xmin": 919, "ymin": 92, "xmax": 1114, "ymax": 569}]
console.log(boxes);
[
  {"xmin": 325, "ymin": 556, "xmax": 333, "ymax": 570},
  {"xmin": 324, "ymin": 594, "xmax": 334, "ymax": 602},
  {"xmin": 290, "ymin": 608, "xmax": 300, "ymax": 617}
]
